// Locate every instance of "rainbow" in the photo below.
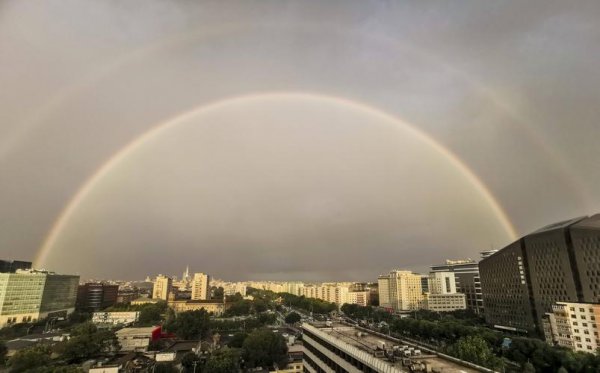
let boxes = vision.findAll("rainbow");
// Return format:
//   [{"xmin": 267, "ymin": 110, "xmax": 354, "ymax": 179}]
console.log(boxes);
[{"xmin": 35, "ymin": 92, "xmax": 519, "ymax": 267}]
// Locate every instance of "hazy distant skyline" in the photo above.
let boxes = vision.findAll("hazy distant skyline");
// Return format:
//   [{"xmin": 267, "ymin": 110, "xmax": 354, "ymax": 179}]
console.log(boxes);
[{"xmin": 1, "ymin": 1, "xmax": 600, "ymax": 281}]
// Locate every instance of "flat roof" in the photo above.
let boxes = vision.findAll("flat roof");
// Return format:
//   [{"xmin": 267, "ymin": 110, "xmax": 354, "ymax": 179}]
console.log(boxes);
[
  {"xmin": 115, "ymin": 326, "xmax": 159, "ymax": 336},
  {"xmin": 305, "ymin": 323, "xmax": 478, "ymax": 373}
]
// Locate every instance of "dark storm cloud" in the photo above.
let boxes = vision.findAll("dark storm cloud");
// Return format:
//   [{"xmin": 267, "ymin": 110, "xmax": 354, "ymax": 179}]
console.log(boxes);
[{"xmin": 1, "ymin": 0, "xmax": 599, "ymax": 281}]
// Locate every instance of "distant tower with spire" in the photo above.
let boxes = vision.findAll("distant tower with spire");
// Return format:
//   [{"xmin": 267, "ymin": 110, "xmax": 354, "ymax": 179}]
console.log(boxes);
[{"xmin": 183, "ymin": 266, "xmax": 190, "ymax": 281}]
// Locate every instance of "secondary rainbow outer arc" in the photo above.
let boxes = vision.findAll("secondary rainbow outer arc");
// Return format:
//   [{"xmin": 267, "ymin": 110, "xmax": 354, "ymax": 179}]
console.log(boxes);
[
  {"xmin": 2, "ymin": 22, "xmax": 588, "ymax": 211},
  {"xmin": 34, "ymin": 92, "xmax": 519, "ymax": 267}
]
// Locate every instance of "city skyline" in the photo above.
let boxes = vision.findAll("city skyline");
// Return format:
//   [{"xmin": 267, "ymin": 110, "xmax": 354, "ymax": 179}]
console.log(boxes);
[{"xmin": 2, "ymin": 1, "xmax": 600, "ymax": 281}]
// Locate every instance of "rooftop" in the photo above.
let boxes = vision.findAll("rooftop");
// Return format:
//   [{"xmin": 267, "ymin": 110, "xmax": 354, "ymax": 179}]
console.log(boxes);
[
  {"xmin": 304, "ymin": 322, "xmax": 479, "ymax": 373},
  {"xmin": 571, "ymin": 214, "xmax": 600, "ymax": 230},
  {"xmin": 531, "ymin": 216, "xmax": 586, "ymax": 235},
  {"xmin": 115, "ymin": 326, "xmax": 160, "ymax": 336}
]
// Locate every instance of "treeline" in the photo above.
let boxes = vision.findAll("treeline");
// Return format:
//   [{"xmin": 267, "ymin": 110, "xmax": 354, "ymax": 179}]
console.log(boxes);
[
  {"xmin": 242, "ymin": 287, "xmax": 337, "ymax": 314},
  {"xmin": 4, "ymin": 322, "xmax": 119, "ymax": 372},
  {"xmin": 277, "ymin": 292, "xmax": 336, "ymax": 314}
]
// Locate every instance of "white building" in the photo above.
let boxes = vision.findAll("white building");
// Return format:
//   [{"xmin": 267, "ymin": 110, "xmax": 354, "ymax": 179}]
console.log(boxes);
[
  {"xmin": 346, "ymin": 291, "xmax": 370, "ymax": 307},
  {"xmin": 383, "ymin": 270, "xmax": 423, "ymax": 311},
  {"xmin": 428, "ymin": 272, "xmax": 456, "ymax": 294},
  {"xmin": 423, "ymin": 271, "xmax": 465, "ymax": 312},
  {"xmin": 191, "ymin": 273, "xmax": 210, "ymax": 300},
  {"xmin": 152, "ymin": 275, "xmax": 172, "ymax": 301},
  {"xmin": 543, "ymin": 302, "xmax": 600, "ymax": 353},
  {"xmin": 92, "ymin": 311, "xmax": 140, "ymax": 325},
  {"xmin": 115, "ymin": 326, "xmax": 160, "ymax": 352},
  {"xmin": 424, "ymin": 293, "xmax": 466, "ymax": 312},
  {"xmin": 283, "ymin": 282, "xmax": 304, "ymax": 296},
  {"xmin": 222, "ymin": 282, "xmax": 247, "ymax": 296}
]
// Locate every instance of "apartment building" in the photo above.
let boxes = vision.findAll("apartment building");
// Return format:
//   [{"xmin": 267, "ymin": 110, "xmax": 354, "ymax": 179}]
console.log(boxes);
[
  {"xmin": 543, "ymin": 302, "xmax": 600, "ymax": 353},
  {"xmin": 385, "ymin": 270, "xmax": 423, "ymax": 311},
  {"xmin": 152, "ymin": 275, "xmax": 172, "ymax": 301},
  {"xmin": 191, "ymin": 272, "xmax": 210, "ymax": 300}
]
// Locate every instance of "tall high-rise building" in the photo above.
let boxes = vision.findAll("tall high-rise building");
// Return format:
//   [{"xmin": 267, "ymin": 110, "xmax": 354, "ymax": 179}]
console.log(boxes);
[
  {"xmin": 379, "ymin": 270, "xmax": 423, "ymax": 311},
  {"xmin": 152, "ymin": 275, "xmax": 172, "ymax": 301},
  {"xmin": 76, "ymin": 283, "xmax": 119, "ymax": 311},
  {"xmin": 377, "ymin": 275, "xmax": 391, "ymax": 308},
  {"xmin": 480, "ymin": 214, "xmax": 600, "ymax": 334},
  {"xmin": 479, "ymin": 240, "xmax": 536, "ymax": 332},
  {"xmin": 0, "ymin": 269, "xmax": 79, "ymax": 327},
  {"xmin": 0, "ymin": 260, "xmax": 32, "ymax": 273},
  {"xmin": 191, "ymin": 273, "xmax": 210, "ymax": 300}
]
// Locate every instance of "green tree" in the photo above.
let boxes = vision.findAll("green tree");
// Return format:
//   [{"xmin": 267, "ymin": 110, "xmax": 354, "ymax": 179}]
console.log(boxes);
[
  {"xmin": 0, "ymin": 340, "xmax": 7, "ymax": 366},
  {"xmin": 224, "ymin": 300, "xmax": 252, "ymax": 317},
  {"xmin": 8, "ymin": 345, "xmax": 52, "ymax": 372},
  {"xmin": 212, "ymin": 287, "xmax": 224, "ymax": 299},
  {"xmin": 447, "ymin": 335, "xmax": 503, "ymax": 370},
  {"xmin": 522, "ymin": 362, "xmax": 536, "ymax": 373},
  {"xmin": 252, "ymin": 299, "xmax": 268, "ymax": 313},
  {"xmin": 168, "ymin": 310, "xmax": 210, "ymax": 340},
  {"xmin": 181, "ymin": 352, "xmax": 202, "ymax": 372},
  {"xmin": 242, "ymin": 329, "xmax": 288, "ymax": 369},
  {"xmin": 57, "ymin": 322, "xmax": 119, "ymax": 363},
  {"xmin": 225, "ymin": 293, "xmax": 243, "ymax": 303},
  {"xmin": 138, "ymin": 302, "xmax": 167, "ymax": 325},
  {"xmin": 228, "ymin": 332, "xmax": 248, "ymax": 348},
  {"xmin": 204, "ymin": 348, "xmax": 240, "ymax": 373},
  {"xmin": 153, "ymin": 362, "xmax": 178, "ymax": 373},
  {"xmin": 285, "ymin": 312, "xmax": 301, "ymax": 325}
]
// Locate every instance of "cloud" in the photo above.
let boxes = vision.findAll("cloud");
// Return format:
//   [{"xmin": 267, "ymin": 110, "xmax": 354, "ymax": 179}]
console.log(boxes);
[{"xmin": 1, "ymin": 0, "xmax": 599, "ymax": 280}]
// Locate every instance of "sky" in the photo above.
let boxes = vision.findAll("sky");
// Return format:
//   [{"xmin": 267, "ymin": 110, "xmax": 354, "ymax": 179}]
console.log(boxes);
[{"xmin": 1, "ymin": 1, "xmax": 600, "ymax": 282}]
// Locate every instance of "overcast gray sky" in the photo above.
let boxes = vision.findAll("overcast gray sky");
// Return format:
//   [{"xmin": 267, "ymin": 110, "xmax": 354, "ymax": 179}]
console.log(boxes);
[{"xmin": 1, "ymin": 1, "xmax": 599, "ymax": 281}]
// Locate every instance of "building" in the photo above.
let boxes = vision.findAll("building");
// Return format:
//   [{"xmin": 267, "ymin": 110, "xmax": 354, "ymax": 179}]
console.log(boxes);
[
  {"xmin": 92, "ymin": 311, "xmax": 140, "ymax": 326},
  {"xmin": 479, "ymin": 239, "xmax": 536, "ymax": 333},
  {"xmin": 427, "ymin": 272, "xmax": 456, "ymax": 294},
  {"xmin": 116, "ymin": 326, "xmax": 161, "ymax": 352},
  {"xmin": 543, "ymin": 302, "xmax": 600, "ymax": 353},
  {"xmin": 223, "ymin": 282, "xmax": 247, "ymax": 297},
  {"xmin": 379, "ymin": 270, "xmax": 423, "ymax": 311},
  {"xmin": 423, "ymin": 271, "xmax": 466, "ymax": 312},
  {"xmin": 152, "ymin": 275, "xmax": 172, "ymax": 301},
  {"xmin": 168, "ymin": 300, "xmax": 228, "ymax": 316},
  {"xmin": 131, "ymin": 297, "xmax": 162, "ymax": 306},
  {"xmin": 283, "ymin": 282, "xmax": 304, "ymax": 297},
  {"xmin": 295, "ymin": 283, "xmax": 354, "ymax": 306},
  {"xmin": 76, "ymin": 283, "xmax": 119, "ymax": 311},
  {"xmin": 346, "ymin": 291, "xmax": 370, "ymax": 307},
  {"xmin": 0, "ymin": 269, "xmax": 79, "ymax": 328},
  {"xmin": 420, "ymin": 275, "xmax": 429, "ymax": 294},
  {"xmin": 424, "ymin": 293, "xmax": 466, "ymax": 312},
  {"xmin": 480, "ymin": 214, "xmax": 600, "ymax": 334},
  {"xmin": 377, "ymin": 275, "xmax": 391, "ymax": 309},
  {"xmin": 0, "ymin": 260, "xmax": 32, "ymax": 273},
  {"xmin": 191, "ymin": 273, "xmax": 210, "ymax": 300},
  {"xmin": 271, "ymin": 343, "xmax": 303, "ymax": 372},
  {"xmin": 116, "ymin": 291, "xmax": 139, "ymax": 304},
  {"xmin": 302, "ymin": 322, "xmax": 480, "ymax": 373},
  {"xmin": 430, "ymin": 253, "xmax": 495, "ymax": 315}
]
